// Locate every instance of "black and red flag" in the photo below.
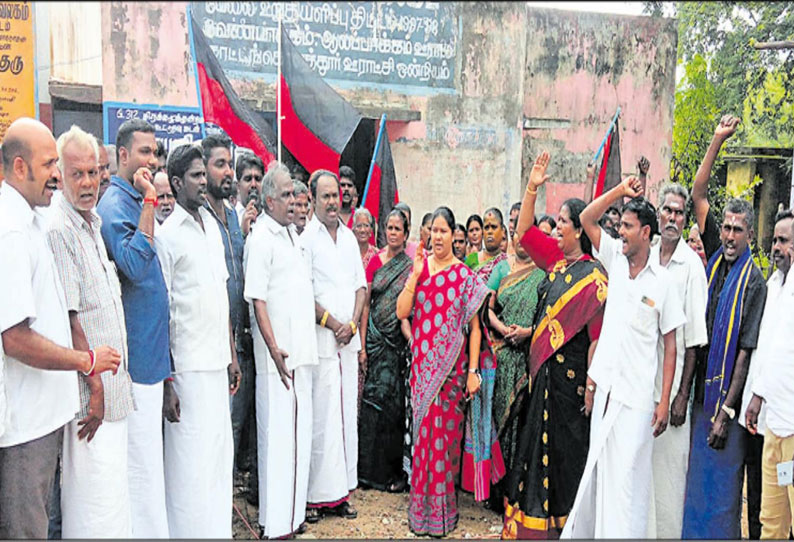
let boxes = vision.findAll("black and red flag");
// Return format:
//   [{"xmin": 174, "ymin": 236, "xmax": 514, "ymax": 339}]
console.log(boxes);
[
  {"xmin": 279, "ymin": 28, "xmax": 399, "ymax": 243},
  {"xmin": 190, "ymin": 15, "xmax": 277, "ymax": 164},
  {"xmin": 593, "ymin": 117, "xmax": 622, "ymax": 199}
]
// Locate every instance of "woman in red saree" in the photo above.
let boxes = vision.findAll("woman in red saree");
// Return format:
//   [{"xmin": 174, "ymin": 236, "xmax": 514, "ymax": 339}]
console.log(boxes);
[{"xmin": 396, "ymin": 206, "xmax": 490, "ymax": 537}]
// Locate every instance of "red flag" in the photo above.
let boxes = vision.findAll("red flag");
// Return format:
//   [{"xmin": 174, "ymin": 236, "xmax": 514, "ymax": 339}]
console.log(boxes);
[
  {"xmin": 594, "ymin": 117, "xmax": 622, "ymax": 199},
  {"xmin": 190, "ymin": 16, "xmax": 276, "ymax": 164}
]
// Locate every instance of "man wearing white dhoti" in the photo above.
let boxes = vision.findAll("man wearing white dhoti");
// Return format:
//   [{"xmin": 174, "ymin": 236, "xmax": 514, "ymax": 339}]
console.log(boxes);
[
  {"xmin": 301, "ymin": 169, "xmax": 367, "ymax": 522},
  {"xmin": 646, "ymin": 183, "xmax": 708, "ymax": 538},
  {"xmin": 46, "ymin": 126, "xmax": 136, "ymax": 538},
  {"xmin": 97, "ymin": 119, "xmax": 171, "ymax": 538},
  {"xmin": 562, "ymin": 177, "xmax": 685, "ymax": 539},
  {"xmin": 155, "ymin": 144, "xmax": 240, "ymax": 538},
  {"xmin": 244, "ymin": 162, "xmax": 317, "ymax": 538}
]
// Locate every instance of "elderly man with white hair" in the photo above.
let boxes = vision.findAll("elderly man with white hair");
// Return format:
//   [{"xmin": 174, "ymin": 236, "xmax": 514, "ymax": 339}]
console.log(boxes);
[
  {"xmin": 245, "ymin": 162, "xmax": 318, "ymax": 538},
  {"xmin": 45, "ymin": 125, "xmax": 135, "ymax": 538}
]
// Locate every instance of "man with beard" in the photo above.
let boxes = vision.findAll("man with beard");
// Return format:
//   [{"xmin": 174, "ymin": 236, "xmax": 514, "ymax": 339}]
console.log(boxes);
[
  {"xmin": 200, "ymin": 135, "xmax": 248, "ymax": 492},
  {"xmin": 563, "ymin": 177, "xmax": 684, "ymax": 539},
  {"xmin": 745, "ymin": 210, "xmax": 794, "ymax": 539},
  {"xmin": 293, "ymin": 180, "xmax": 310, "ymax": 234},
  {"xmin": 681, "ymin": 115, "xmax": 768, "ymax": 539},
  {"xmin": 96, "ymin": 118, "xmax": 171, "ymax": 538},
  {"xmin": 234, "ymin": 153, "xmax": 263, "ymax": 236},
  {"xmin": 647, "ymin": 183, "xmax": 709, "ymax": 538},
  {"xmin": 156, "ymin": 143, "xmax": 239, "ymax": 537},
  {"xmin": 95, "ymin": 136, "xmax": 112, "ymax": 203},
  {"xmin": 0, "ymin": 118, "xmax": 121, "ymax": 539},
  {"xmin": 152, "ymin": 171, "xmax": 175, "ymax": 224},
  {"xmin": 339, "ymin": 165, "xmax": 356, "ymax": 228},
  {"xmin": 245, "ymin": 162, "xmax": 317, "ymax": 538},
  {"xmin": 302, "ymin": 169, "xmax": 366, "ymax": 522}
]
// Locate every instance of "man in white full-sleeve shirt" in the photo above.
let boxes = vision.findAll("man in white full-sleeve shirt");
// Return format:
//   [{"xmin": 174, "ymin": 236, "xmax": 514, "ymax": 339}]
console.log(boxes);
[
  {"xmin": 647, "ymin": 183, "xmax": 708, "ymax": 539},
  {"xmin": 155, "ymin": 144, "xmax": 240, "ymax": 538},
  {"xmin": 745, "ymin": 210, "xmax": 794, "ymax": 540},
  {"xmin": 301, "ymin": 169, "xmax": 367, "ymax": 522},
  {"xmin": 244, "ymin": 162, "xmax": 317, "ymax": 538}
]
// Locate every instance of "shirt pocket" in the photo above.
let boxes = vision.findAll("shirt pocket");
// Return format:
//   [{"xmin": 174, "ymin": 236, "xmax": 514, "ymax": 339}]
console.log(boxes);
[{"xmin": 630, "ymin": 302, "xmax": 658, "ymax": 338}]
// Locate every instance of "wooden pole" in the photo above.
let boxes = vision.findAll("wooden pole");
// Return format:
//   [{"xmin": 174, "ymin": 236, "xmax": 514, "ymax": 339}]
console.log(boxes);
[{"xmin": 753, "ymin": 40, "xmax": 794, "ymax": 50}]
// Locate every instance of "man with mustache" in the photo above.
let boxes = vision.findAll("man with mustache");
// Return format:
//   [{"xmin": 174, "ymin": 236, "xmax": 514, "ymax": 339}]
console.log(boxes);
[
  {"xmin": 95, "ymin": 137, "xmax": 112, "ymax": 203},
  {"xmin": 302, "ymin": 169, "xmax": 366, "ymax": 522},
  {"xmin": 155, "ymin": 143, "xmax": 240, "ymax": 537},
  {"xmin": 745, "ymin": 209, "xmax": 794, "ymax": 539},
  {"xmin": 201, "ymin": 136, "xmax": 248, "ymax": 495},
  {"xmin": 293, "ymin": 179, "xmax": 310, "ymax": 235},
  {"xmin": 0, "ymin": 118, "xmax": 121, "ymax": 538},
  {"xmin": 338, "ymin": 165, "xmax": 357, "ymax": 228},
  {"xmin": 682, "ymin": 115, "xmax": 768, "ymax": 539},
  {"xmin": 45, "ymin": 125, "xmax": 135, "ymax": 538},
  {"xmin": 244, "ymin": 162, "xmax": 317, "ymax": 538},
  {"xmin": 647, "ymin": 183, "xmax": 709, "ymax": 538},
  {"xmin": 234, "ymin": 152, "xmax": 263, "ymax": 236},
  {"xmin": 152, "ymin": 171, "xmax": 175, "ymax": 224},
  {"xmin": 96, "ymin": 118, "xmax": 171, "ymax": 538},
  {"xmin": 563, "ymin": 177, "xmax": 685, "ymax": 539}
]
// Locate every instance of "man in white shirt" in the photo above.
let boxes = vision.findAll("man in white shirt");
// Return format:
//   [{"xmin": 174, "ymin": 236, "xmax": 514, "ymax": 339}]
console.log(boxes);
[
  {"xmin": 155, "ymin": 143, "xmax": 240, "ymax": 538},
  {"xmin": 562, "ymin": 176, "xmax": 685, "ymax": 539},
  {"xmin": 647, "ymin": 183, "xmax": 709, "ymax": 538},
  {"xmin": 745, "ymin": 209, "xmax": 794, "ymax": 539},
  {"xmin": 244, "ymin": 162, "xmax": 317, "ymax": 538},
  {"xmin": 302, "ymin": 169, "xmax": 367, "ymax": 522},
  {"xmin": 0, "ymin": 118, "xmax": 120, "ymax": 539}
]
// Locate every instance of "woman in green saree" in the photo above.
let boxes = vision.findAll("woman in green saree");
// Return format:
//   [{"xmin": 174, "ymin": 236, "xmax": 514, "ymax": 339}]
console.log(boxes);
[
  {"xmin": 487, "ymin": 230, "xmax": 546, "ymax": 510},
  {"xmin": 465, "ymin": 208, "xmax": 511, "ymax": 291},
  {"xmin": 358, "ymin": 209, "xmax": 414, "ymax": 492}
]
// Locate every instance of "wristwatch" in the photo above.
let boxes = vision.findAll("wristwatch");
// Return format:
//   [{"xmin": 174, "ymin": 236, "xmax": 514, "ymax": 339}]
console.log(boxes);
[
  {"xmin": 586, "ymin": 384, "xmax": 595, "ymax": 393},
  {"xmin": 721, "ymin": 403, "xmax": 736, "ymax": 420}
]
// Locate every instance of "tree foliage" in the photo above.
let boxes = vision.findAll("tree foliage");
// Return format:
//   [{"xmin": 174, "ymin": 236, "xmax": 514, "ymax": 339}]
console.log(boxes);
[{"xmin": 647, "ymin": 2, "xmax": 794, "ymax": 192}]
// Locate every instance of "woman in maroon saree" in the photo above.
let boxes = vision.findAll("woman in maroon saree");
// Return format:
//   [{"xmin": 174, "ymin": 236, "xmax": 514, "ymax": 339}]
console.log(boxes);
[{"xmin": 396, "ymin": 206, "xmax": 489, "ymax": 537}]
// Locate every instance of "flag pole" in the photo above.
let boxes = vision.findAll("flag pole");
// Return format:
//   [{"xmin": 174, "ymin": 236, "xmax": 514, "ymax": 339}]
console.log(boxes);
[
  {"xmin": 186, "ymin": 5, "xmax": 206, "ymax": 139},
  {"xmin": 277, "ymin": 15, "xmax": 283, "ymax": 163},
  {"xmin": 361, "ymin": 114, "xmax": 387, "ymax": 209},
  {"xmin": 592, "ymin": 106, "xmax": 621, "ymax": 164}
]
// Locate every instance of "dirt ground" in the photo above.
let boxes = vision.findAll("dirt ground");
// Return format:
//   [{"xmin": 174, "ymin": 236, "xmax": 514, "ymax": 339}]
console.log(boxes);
[{"xmin": 233, "ymin": 481, "xmax": 503, "ymax": 539}]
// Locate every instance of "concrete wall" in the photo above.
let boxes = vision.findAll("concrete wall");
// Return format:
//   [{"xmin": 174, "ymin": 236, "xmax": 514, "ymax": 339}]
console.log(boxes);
[
  {"xmin": 521, "ymin": 8, "xmax": 677, "ymax": 216},
  {"xmin": 98, "ymin": 2, "xmax": 677, "ymax": 239}
]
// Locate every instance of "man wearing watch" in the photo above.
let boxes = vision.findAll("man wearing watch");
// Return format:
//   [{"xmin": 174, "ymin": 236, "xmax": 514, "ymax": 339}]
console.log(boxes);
[
  {"xmin": 301, "ymin": 169, "xmax": 367, "ymax": 522},
  {"xmin": 681, "ymin": 115, "xmax": 768, "ymax": 539}
]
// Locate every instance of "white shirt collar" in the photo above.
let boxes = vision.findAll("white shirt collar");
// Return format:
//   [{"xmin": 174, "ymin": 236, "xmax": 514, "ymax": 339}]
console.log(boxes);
[{"xmin": 0, "ymin": 182, "xmax": 36, "ymax": 228}]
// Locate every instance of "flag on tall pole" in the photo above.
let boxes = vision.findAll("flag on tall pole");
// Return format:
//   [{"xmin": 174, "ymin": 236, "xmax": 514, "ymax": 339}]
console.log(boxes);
[
  {"xmin": 189, "ymin": 13, "xmax": 277, "ymax": 164},
  {"xmin": 593, "ymin": 115, "xmax": 622, "ymax": 199},
  {"xmin": 278, "ymin": 27, "xmax": 362, "ymax": 173},
  {"xmin": 279, "ymin": 26, "xmax": 399, "ymax": 243}
]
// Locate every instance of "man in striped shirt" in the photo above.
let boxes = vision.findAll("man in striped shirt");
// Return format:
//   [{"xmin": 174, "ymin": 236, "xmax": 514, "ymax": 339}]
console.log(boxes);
[{"xmin": 46, "ymin": 125, "xmax": 135, "ymax": 538}]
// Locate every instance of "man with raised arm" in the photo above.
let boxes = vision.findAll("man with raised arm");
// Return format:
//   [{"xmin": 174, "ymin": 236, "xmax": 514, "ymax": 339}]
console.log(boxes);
[
  {"xmin": 561, "ymin": 174, "xmax": 685, "ymax": 539},
  {"xmin": 681, "ymin": 115, "xmax": 768, "ymax": 539}
]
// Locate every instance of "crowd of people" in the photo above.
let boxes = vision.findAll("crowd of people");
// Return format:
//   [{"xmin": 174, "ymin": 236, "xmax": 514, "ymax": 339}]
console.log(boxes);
[{"xmin": 0, "ymin": 112, "xmax": 793, "ymax": 541}]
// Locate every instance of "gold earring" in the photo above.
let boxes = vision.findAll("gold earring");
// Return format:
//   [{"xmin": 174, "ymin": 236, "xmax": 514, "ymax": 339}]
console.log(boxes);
[{"xmin": 576, "ymin": 233, "xmax": 581, "ymax": 239}]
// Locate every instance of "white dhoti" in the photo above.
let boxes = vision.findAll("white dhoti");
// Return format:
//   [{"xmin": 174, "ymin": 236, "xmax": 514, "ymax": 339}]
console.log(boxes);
[
  {"xmin": 127, "ymin": 381, "xmax": 169, "ymax": 538},
  {"xmin": 562, "ymin": 388, "xmax": 654, "ymax": 539},
  {"xmin": 307, "ymin": 355, "xmax": 349, "ymax": 507},
  {"xmin": 339, "ymin": 345, "xmax": 358, "ymax": 491},
  {"xmin": 62, "ymin": 417, "xmax": 131, "ymax": 538},
  {"xmin": 257, "ymin": 366, "xmax": 312, "ymax": 538},
  {"xmin": 648, "ymin": 414, "xmax": 690, "ymax": 538},
  {"xmin": 164, "ymin": 369, "xmax": 233, "ymax": 538}
]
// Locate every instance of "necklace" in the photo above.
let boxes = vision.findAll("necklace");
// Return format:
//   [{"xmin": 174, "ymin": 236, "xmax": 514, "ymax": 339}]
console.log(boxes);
[{"xmin": 429, "ymin": 254, "xmax": 457, "ymax": 275}]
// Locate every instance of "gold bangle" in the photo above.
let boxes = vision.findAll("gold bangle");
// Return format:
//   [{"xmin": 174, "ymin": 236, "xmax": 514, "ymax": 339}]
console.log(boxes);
[
  {"xmin": 526, "ymin": 186, "xmax": 537, "ymax": 195},
  {"xmin": 404, "ymin": 283, "xmax": 415, "ymax": 294},
  {"xmin": 349, "ymin": 321, "xmax": 357, "ymax": 335},
  {"xmin": 320, "ymin": 310, "xmax": 329, "ymax": 328}
]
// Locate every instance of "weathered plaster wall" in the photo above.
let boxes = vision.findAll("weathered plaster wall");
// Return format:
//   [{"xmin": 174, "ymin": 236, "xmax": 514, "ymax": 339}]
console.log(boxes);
[
  {"xmin": 522, "ymin": 8, "xmax": 677, "ymax": 216},
  {"xmin": 99, "ymin": 3, "xmax": 676, "ymax": 240}
]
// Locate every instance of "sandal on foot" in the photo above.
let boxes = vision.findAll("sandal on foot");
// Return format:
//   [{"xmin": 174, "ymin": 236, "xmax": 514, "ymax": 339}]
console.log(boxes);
[
  {"xmin": 305, "ymin": 508, "xmax": 321, "ymax": 524},
  {"xmin": 386, "ymin": 478, "xmax": 408, "ymax": 493},
  {"xmin": 333, "ymin": 502, "xmax": 358, "ymax": 519}
]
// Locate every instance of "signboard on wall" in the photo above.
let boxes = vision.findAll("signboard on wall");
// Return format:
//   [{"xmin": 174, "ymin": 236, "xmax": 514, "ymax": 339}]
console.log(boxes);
[
  {"xmin": 190, "ymin": 1, "xmax": 458, "ymax": 91},
  {"xmin": 103, "ymin": 102, "xmax": 204, "ymax": 153},
  {"xmin": 0, "ymin": 1, "xmax": 35, "ymax": 141}
]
